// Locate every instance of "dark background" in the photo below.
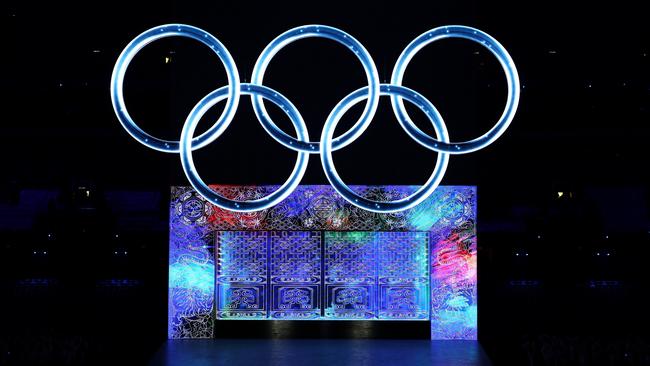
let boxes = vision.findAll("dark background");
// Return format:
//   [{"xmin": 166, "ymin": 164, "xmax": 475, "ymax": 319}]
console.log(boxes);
[{"xmin": 0, "ymin": 0, "xmax": 648, "ymax": 364}]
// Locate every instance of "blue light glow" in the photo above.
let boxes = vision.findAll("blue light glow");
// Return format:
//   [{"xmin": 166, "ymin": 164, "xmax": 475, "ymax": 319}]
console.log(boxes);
[
  {"xmin": 251, "ymin": 24, "xmax": 380, "ymax": 153},
  {"xmin": 168, "ymin": 206, "xmax": 216, "ymax": 338},
  {"xmin": 179, "ymin": 84, "xmax": 309, "ymax": 212},
  {"xmin": 320, "ymin": 84, "xmax": 450, "ymax": 213},
  {"xmin": 169, "ymin": 185, "xmax": 477, "ymax": 339},
  {"xmin": 216, "ymin": 231, "xmax": 429, "ymax": 320},
  {"xmin": 114, "ymin": 25, "xmax": 517, "ymax": 213},
  {"xmin": 391, "ymin": 25, "xmax": 520, "ymax": 154},
  {"xmin": 111, "ymin": 24, "xmax": 240, "ymax": 153},
  {"xmin": 169, "ymin": 262, "xmax": 215, "ymax": 294}
]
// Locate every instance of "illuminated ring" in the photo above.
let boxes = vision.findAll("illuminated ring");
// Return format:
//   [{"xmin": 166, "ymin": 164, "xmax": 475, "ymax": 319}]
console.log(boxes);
[
  {"xmin": 320, "ymin": 84, "xmax": 450, "ymax": 213},
  {"xmin": 180, "ymin": 83, "xmax": 309, "ymax": 212},
  {"xmin": 111, "ymin": 24, "xmax": 240, "ymax": 153},
  {"xmin": 251, "ymin": 25, "xmax": 380, "ymax": 153},
  {"xmin": 391, "ymin": 25, "xmax": 520, "ymax": 154}
]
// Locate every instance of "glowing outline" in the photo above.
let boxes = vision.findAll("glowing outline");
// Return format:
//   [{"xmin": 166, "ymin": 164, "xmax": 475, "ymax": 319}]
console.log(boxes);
[
  {"xmin": 180, "ymin": 83, "xmax": 309, "ymax": 212},
  {"xmin": 320, "ymin": 84, "xmax": 449, "ymax": 213},
  {"xmin": 112, "ymin": 24, "xmax": 519, "ymax": 212},
  {"xmin": 110, "ymin": 24, "xmax": 240, "ymax": 153},
  {"xmin": 391, "ymin": 25, "xmax": 520, "ymax": 154},
  {"xmin": 251, "ymin": 24, "xmax": 380, "ymax": 153}
]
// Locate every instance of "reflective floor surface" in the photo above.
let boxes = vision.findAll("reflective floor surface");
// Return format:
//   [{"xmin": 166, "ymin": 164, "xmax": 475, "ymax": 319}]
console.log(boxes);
[{"xmin": 149, "ymin": 339, "xmax": 492, "ymax": 366}]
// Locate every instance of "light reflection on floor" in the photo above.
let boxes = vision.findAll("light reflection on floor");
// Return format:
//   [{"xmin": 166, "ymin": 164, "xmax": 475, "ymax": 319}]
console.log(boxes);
[{"xmin": 150, "ymin": 339, "xmax": 491, "ymax": 366}]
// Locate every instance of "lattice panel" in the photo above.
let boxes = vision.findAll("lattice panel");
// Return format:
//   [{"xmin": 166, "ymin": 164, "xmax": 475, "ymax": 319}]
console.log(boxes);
[
  {"xmin": 324, "ymin": 232, "xmax": 429, "ymax": 320},
  {"xmin": 217, "ymin": 231, "xmax": 268, "ymax": 319},
  {"xmin": 169, "ymin": 185, "xmax": 477, "ymax": 339},
  {"xmin": 214, "ymin": 231, "xmax": 429, "ymax": 321},
  {"xmin": 378, "ymin": 232, "xmax": 429, "ymax": 320},
  {"xmin": 270, "ymin": 231, "xmax": 321, "ymax": 319},
  {"xmin": 324, "ymin": 232, "xmax": 378, "ymax": 319}
]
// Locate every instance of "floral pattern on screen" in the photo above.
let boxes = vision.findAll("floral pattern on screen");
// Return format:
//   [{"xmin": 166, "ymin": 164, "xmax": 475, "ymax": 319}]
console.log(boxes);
[{"xmin": 169, "ymin": 186, "xmax": 476, "ymax": 339}]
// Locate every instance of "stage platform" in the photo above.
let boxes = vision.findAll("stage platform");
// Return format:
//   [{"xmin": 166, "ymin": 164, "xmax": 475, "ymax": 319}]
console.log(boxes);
[{"xmin": 149, "ymin": 339, "xmax": 492, "ymax": 366}]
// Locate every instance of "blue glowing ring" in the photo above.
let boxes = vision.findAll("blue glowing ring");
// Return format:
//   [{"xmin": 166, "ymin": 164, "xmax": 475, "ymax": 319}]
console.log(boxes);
[
  {"xmin": 251, "ymin": 25, "xmax": 380, "ymax": 154},
  {"xmin": 180, "ymin": 83, "xmax": 309, "ymax": 212},
  {"xmin": 391, "ymin": 25, "xmax": 520, "ymax": 154},
  {"xmin": 320, "ymin": 84, "xmax": 450, "ymax": 213},
  {"xmin": 111, "ymin": 24, "xmax": 240, "ymax": 153}
]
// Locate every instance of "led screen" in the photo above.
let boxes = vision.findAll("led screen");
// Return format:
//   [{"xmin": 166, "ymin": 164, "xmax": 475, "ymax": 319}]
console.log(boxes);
[{"xmin": 169, "ymin": 185, "xmax": 476, "ymax": 339}]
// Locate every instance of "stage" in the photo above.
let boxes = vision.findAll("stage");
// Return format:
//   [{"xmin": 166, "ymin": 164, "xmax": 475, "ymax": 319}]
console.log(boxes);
[{"xmin": 150, "ymin": 339, "xmax": 491, "ymax": 366}]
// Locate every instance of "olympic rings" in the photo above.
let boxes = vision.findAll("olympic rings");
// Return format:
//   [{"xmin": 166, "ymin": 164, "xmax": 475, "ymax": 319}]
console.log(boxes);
[
  {"xmin": 180, "ymin": 83, "xmax": 309, "ymax": 212},
  {"xmin": 251, "ymin": 25, "xmax": 380, "ymax": 153},
  {"xmin": 112, "ymin": 23, "xmax": 520, "ymax": 212},
  {"xmin": 321, "ymin": 84, "xmax": 449, "ymax": 213},
  {"xmin": 391, "ymin": 25, "xmax": 520, "ymax": 154},
  {"xmin": 110, "ymin": 24, "xmax": 240, "ymax": 153}
]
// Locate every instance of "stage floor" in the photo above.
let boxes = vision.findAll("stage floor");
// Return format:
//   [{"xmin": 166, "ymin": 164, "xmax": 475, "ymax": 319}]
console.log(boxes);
[{"xmin": 149, "ymin": 339, "xmax": 492, "ymax": 366}]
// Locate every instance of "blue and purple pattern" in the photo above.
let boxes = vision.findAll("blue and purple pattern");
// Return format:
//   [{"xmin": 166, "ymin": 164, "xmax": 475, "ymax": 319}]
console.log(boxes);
[{"xmin": 169, "ymin": 185, "xmax": 476, "ymax": 339}]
